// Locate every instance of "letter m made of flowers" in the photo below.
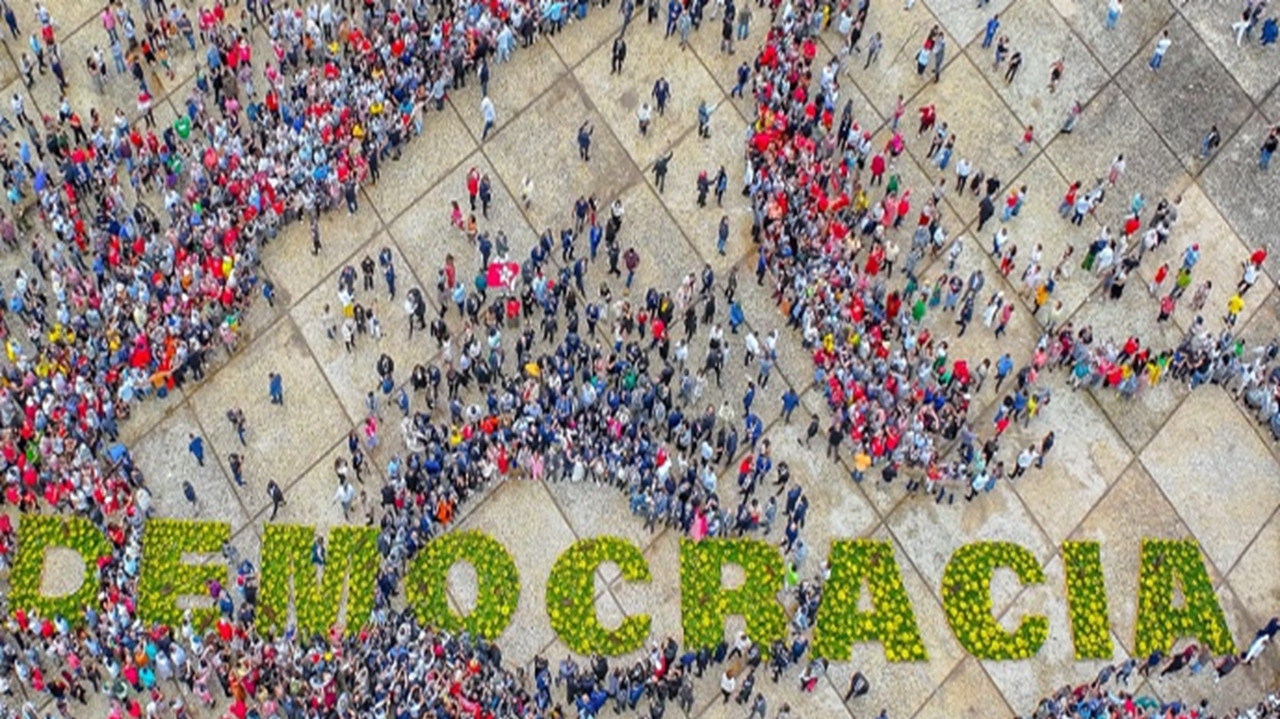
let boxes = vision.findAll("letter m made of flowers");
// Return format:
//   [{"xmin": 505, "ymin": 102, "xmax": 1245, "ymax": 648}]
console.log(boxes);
[{"xmin": 259, "ymin": 524, "xmax": 380, "ymax": 637}]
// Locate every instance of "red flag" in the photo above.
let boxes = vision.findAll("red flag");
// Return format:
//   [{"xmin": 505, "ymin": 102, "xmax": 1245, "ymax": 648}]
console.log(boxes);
[{"xmin": 485, "ymin": 262, "xmax": 520, "ymax": 289}]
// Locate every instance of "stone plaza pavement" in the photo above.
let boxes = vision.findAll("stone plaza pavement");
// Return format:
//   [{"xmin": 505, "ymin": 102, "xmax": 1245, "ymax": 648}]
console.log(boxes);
[{"xmin": 7, "ymin": 0, "xmax": 1280, "ymax": 717}]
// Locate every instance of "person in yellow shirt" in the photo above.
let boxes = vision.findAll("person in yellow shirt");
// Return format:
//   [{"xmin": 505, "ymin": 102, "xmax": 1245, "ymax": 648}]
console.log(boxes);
[
  {"xmin": 851, "ymin": 447, "xmax": 871, "ymax": 483},
  {"xmin": 1225, "ymin": 292, "xmax": 1244, "ymax": 326},
  {"xmin": 1033, "ymin": 282, "xmax": 1050, "ymax": 314}
]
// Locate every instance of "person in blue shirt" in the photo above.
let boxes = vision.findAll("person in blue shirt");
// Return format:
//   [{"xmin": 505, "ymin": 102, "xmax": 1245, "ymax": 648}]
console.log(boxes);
[
  {"xmin": 780, "ymin": 388, "xmax": 800, "ymax": 423},
  {"xmin": 994, "ymin": 352, "xmax": 1014, "ymax": 392},
  {"xmin": 269, "ymin": 371, "xmax": 284, "ymax": 405},
  {"xmin": 187, "ymin": 434, "xmax": 204, "ymax": 466},
  {"xmin": 982, "ymin": 13, "xmax": 999, "ymax": 48}
]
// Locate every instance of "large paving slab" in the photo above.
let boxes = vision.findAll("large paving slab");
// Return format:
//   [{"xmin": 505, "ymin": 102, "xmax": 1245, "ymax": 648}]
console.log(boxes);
[
  {"xmin": 130, "ymin": 403, "xmax": 253, "ymax": 532},
  {"xmin": 458, "ymin": 480, "xmax": 580, "ymax": 665},
  {"xmin": 290, "ymin": 233, "xmax": 432, "ymax": 422},
  {"xmin": 1140, "ymin": 388, "xmax": 1280, "ymax": 573},
  {"xmin": 1047, "ymin": 0, "xmax": 1176, "ymax": 74},
  {"xmin": 1199, "ymin": 111, "xmax": 1280, "ymax": 268},
  {"xmin": 976, "ymin": 0, "xmax": 1110, "ymax": 138},
  {"xmin": 187, "ymin": 320, "xmax": 354, "ymax": 499},
  {"xmin": 1006, "ymin": 386, "xmax": 1132, "ymax": 544},
  {"xmin": 1113, "ymin": 13, "xmax": 1253, "ymax": 173}
]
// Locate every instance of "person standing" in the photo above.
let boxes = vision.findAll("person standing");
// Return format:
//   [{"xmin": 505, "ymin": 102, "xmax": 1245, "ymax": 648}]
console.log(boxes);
[
  {"xmin": 269, "ymin": 372, "xmax": 284, "ymax": 405},
  {"xmin": 521, "ymin": 175, "xmax": 534, "ymax": 209},
  {"xmin": 577, "ymin": 121, "xmax": 594, "ymax": 161},
  {"xmin": 1260, "ymin": 125, "xmax": 1279, "ymax": 170},
  {"xmin": 611, "ymin": 35, "xmax": 626, "ymax": 73},
  {"xmin": 932, "ymin": 33, "xmax": 946, "ymax": 82},
  {"xmin": 1106, "ymin": 0, "xmax": 1122, "ymax": 28},
  {"xmin": 731, "ymin": 61, "xmax": 750, "ymax": 97},
  {"xmin": 982, "ymin": 14, "xmax": 999, "ymax": 48},
  {"xmin": 480, "ymin": 95, "xmax": 496, "ymax": 141},
  {"xmin": 1015, "ymin": 125, "xmax": 1034, "ymax": 155},
  {"xmin": 1149, "ymin": 30, "xmax": 1171, "ymax": 71},
  {"xmin": 223, "ymin": 408, "xmax": 245, "ymax": 445},
  {"xmin": 310, "ymin": 213, "xmax": 322, "ymax": 255},
  {"xmin": 1201, "ymin": 124, "xmax": 1221, "ymax": 157},
  {"xmin": 335, "ymin": 480, "xmax": 356, "ymax": 520},
  {"xmin": 188, "ymin": 434, "xmax": 205, "ymax": 467},
  {"xmin": 652, "ymin": 76, "xmax": 671, "ymax": 115},
  {"xmin": 1004, "ymin": 49, "xmax": 1022, "ymax": 83},
  {"xmin": 229, "ymin": 452, "xmax": 245, "ymax": 487},
  {"xmin": 1011, "ymin": 445, "xmax": 1037, "ymax": 478},
  {"xmin": 697, "ymin": 100, "xmax": 715, "ymax": 138},
  {"xmin": 653, "ymin": 150, "xmax": 673, "ymax": 193},
  {"xmin": 182, "ymin": 481, "xmax": 198, "ymax": 508},
  {"xmin": 978, "ymin": 193, "xmax": 995, "ymax": 231},
  {"xmin": 864, "ymin": 32, "xmax": 882, "ymax": 68},
  {"xmin": 844, "ymin": 671, "xmax": 869, "ymax": 701},
  {"xmin": 623, "ymin": 247, "xmax": 640, "ymax": 289},
  {"xmin": 1037, "ymin": 431, "xmax": 1055, "ymax": 468}
]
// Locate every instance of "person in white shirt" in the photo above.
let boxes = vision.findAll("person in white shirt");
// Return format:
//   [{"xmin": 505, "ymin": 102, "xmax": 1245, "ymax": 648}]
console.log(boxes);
[{"xmin": 480, "ymin": 96, "xmax": 496, "ymax": 141}]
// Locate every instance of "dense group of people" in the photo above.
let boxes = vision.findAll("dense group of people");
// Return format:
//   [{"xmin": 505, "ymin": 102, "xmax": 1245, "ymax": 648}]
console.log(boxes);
[{"xmin": 0, "ymin": 0, "xmax": 1275, "ymax": 716}]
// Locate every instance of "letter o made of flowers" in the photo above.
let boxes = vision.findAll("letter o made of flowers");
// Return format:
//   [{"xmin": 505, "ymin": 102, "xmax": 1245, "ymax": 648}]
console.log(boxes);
[
  {"xmin": 546, "ymin": 536, "xmax": 652, "ymax": 655},
  {"xmin": 10, "ymin": 515, "xmax": 112, "ymax": 626},
  {"xmin": 406, "ymin": 530, "xmax": 520, "ymax": 639},
  {"xmin": 942, "ymin": 542, "xmax": 1048, "ymax": 660}
]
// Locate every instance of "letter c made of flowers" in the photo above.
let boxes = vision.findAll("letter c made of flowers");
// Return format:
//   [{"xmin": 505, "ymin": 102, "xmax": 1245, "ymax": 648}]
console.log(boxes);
[
  {"xmin": 546, "ymin": 536, "xmax": 652, "ymax": 655},
  {"xmin": 941, "ymin": 542, "xmax": 1048, "ymax": 660}
]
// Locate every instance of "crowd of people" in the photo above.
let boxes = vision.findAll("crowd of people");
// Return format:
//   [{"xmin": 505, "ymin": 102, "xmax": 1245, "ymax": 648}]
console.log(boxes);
[{"xmin": 0, "ymin": 0, "xmax": 1274, "ymax": 716}]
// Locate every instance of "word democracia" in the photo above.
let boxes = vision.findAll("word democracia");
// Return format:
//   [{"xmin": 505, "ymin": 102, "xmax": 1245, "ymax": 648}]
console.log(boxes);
[{"xmin": 10, "ymin": 516, "xmax": 1239, "ymax": 663}]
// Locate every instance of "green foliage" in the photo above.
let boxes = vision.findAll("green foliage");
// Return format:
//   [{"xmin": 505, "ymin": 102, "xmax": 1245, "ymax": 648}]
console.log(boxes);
[
  {"xmin": 406, "ymin": 530, "xmax": 519, "ymax": 639},
  {"xmin": 137, "ymin": 519, "xmax": 231, "ymax": 629},
  {"xmin": 813, "ymin": 539, "xmax": 928, "ymax": 662},
  {"xmin": 546, "ymin": 536, "xmax": 652, "ymax": 655},
  {"xmin": 1134, "ymin": 539, "xmax": 1235, "ymax": 657},
  {"xmin": 678, "ymin": 538, "xmax": 786, "ymax": 651},
  {"xmin": 9, "ymin": 515, "xmax": 111, "ymax": 626},
  {"xmin": 941, "ymin": 542, "xmax": 1048, "ymax": 660},
  {"xmin": 259, "ymin": 524, "xmax": 380, "ymax": 637},
  {"xmin": 1062, "ymin": 541, "xmax": 1114, "ymax": 660}
]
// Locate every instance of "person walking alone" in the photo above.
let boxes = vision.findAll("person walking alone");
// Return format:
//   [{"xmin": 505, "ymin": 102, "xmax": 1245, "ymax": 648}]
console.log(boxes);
[
  {"xmin": 1149, "ymin": 30, "xmax": 1171, "ymax": 71},
  {"xmin": 480, "ymin": 96, "xmax": 496, "ymax": 141},
  {"xmin": 269, "ymin": 372, "xmax": 284, "ymax": 405},
  {"xmin": 578, "ymin": 121, "xmax": 594, "ymax": 161},
  {"xmin": 188, "ymin": 434, "xmax": 205, "ymax": 467},
  {"xmin": 267, "ymin": 479, "xmax": 287, "ymax": 521}
]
